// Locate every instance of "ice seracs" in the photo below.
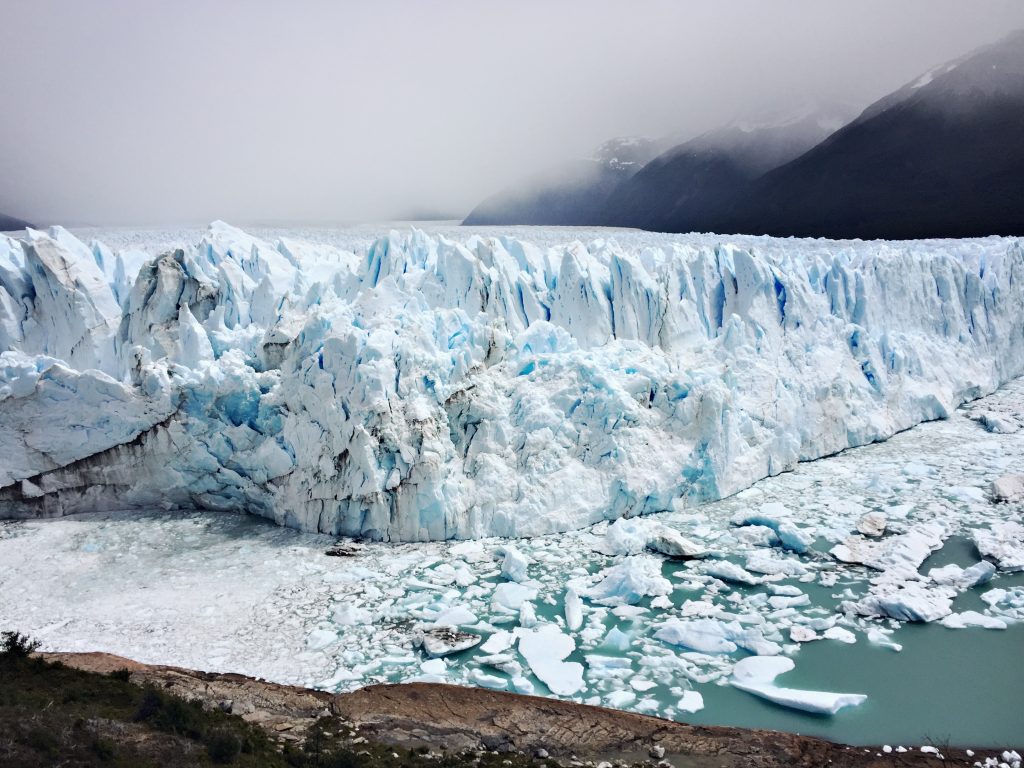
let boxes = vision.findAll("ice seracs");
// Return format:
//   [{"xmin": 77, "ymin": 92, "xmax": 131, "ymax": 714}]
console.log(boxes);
[{"xmin": 3, "ymin": 223, "xmax": 1024, "ymax": 540}]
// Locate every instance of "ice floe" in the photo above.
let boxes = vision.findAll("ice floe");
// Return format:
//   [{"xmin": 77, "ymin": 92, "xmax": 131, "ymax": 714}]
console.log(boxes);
[{"xmin": 730, "ymin": 656, "xmax": 867, "ymax": 715}]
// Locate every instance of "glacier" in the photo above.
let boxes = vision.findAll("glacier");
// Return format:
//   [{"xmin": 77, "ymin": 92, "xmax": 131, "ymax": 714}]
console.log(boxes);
[{"xmin": 2, "ymin": 222, "xmax": 1024, "ymax": 540}]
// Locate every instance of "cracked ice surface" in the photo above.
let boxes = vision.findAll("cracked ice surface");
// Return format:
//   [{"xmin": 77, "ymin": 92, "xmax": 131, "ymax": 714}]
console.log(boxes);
[
  {"xmin": 1, "ymin": 378, "xmax": 1023, "ymax": 745},
  {"xmin": 3, "ymin": 223, "xmax": 1024, "ymax": 540}
]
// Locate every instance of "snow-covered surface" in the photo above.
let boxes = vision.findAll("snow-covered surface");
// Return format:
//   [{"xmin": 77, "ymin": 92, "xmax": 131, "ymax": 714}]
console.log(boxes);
[
  {"xmin": 3, "ymin": 222, "xmax": 1024, "ymax": 540},
  {"xmin": 2, "ymin": 373, "xmax": 1023, "ymax": 745}
]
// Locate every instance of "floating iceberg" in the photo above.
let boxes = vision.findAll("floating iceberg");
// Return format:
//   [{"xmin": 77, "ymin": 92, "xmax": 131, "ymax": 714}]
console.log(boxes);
[
  {"xmin": 583, "ymin": 555, "xmax": 672, "ymax": 606},
  {"xmin": 515, "ymin": 624, "xmax": 584, "ymax": 696},
  {"xmin": 730, "ymin": 656, "xmax": 867, "ymax": 715},
  {"xmin": 3, "ymin": 223, "xmax": 1024, "ymax": 540},
  {"xmin": 974, "ymin": 522, "xmax": 1024, "ymax": 572}
]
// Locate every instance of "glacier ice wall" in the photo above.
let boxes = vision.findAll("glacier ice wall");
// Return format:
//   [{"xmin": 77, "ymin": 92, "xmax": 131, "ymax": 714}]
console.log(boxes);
[{"xmin": 2, "ymin": 222, "xmax": 1023, "ymax": 540}]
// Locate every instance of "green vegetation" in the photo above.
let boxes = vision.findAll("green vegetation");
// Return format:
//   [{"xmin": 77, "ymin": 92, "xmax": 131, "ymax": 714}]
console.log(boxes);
[
  {"xmin": 0, "ymin": 631, "xmax": 279, "ymax": 767},
  {"xmin": 0, "ymin": 631, "xmax": 558, "ymax": 767}
]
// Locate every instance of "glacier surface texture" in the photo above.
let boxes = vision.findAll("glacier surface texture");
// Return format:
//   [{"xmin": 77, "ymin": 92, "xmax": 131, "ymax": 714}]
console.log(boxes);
[{"xmin": 1, "ymin": 223, "xmax": 1023, "ymax": 540}]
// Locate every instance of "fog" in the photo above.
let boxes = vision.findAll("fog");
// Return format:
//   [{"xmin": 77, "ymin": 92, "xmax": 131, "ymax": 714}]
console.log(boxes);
[{"xmin": 2, "ymin": 0, "xmax": 1023, "ymax": 227}]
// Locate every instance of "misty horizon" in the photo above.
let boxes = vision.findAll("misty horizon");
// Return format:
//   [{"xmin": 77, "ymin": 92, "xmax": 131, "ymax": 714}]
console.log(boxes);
[{"xmin": 3, "ymin": 1, "xmax": 1024, "ymax": 227}]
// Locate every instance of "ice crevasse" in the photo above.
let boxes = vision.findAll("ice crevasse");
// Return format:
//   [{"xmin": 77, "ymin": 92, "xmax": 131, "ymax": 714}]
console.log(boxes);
[{"xmin": 1, "ymin": 222, "xmax": 1023, "ymax": 540}]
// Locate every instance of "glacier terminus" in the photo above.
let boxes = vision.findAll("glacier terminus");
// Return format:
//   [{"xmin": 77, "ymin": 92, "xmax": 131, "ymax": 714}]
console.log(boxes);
[{"xmin": 2, "ymin": 222, "xmax": 1024, "ymax": 540}]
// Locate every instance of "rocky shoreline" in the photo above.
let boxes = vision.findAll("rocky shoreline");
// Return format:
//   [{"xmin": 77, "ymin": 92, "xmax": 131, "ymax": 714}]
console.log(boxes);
[{"xmin": 41, "ymin": 651, "xmax": 1008, "ymax": 767}]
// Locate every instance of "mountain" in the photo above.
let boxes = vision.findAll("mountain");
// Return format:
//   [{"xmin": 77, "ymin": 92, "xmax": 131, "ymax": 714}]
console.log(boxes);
[
  {"xmin": 462, "ymin": 137, "xmax": 664, "ymax": 226},
  {"xmin": 598, "ymin": 101, "xmax": 854, "ymax": 231},
  {"xmin": 714, "ymin": 30, "xmax": 1024, "ymax": 239},
  {"xmin": 0, "ymin": 212, "xmax": 31, "ymax": 232}
]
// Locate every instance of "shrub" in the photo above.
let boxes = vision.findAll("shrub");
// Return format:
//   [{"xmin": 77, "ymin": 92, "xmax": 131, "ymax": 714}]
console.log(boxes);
[
  {"xmin": 90, "ymin": 735, "xmax": 116, "ymax": 761},
  {"xmin": 132, "ymin": 685, "xmax": 204, "ymax": 739},
  {"xmin": 25, "ymin": 724, "xmax": 58, "ymax": 754},
  {"xmin": 1, "ymin": 630, "xmax": 40, "ymax": 659},
  {"xmin": 206, "ymin": 729, "xmax": 242, "ymax": 764}
]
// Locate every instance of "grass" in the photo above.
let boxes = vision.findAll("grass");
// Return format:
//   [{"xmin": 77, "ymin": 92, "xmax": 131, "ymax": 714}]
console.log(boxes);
[{"xmin": 0, "ymin": 631, "xmax": 562, "ymax": 767}]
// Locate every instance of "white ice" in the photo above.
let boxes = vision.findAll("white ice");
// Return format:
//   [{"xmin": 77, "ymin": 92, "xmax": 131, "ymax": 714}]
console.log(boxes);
[
  {"xmin": 730, "ymin": 656, "xmax": 867, "ymax": 715},
  {"xmin": 3, "ymin": 223, "xmax": 1024, "ymax": 541}
]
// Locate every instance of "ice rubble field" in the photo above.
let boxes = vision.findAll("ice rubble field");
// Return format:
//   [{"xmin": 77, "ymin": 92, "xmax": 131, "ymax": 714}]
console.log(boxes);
[
  {"xmin": 2, "ymin": 222, "xmax": 1024, "ymax": 539},
  {"xmin": 1, "ymin": 378, "xmax": 1023, "ymax": 747}
]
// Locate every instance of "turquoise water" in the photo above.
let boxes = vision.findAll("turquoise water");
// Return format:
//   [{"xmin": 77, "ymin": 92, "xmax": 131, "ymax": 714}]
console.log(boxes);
[{"xmin": 684, "ymin": 572, "xmax": 1024, "ymax": 747}]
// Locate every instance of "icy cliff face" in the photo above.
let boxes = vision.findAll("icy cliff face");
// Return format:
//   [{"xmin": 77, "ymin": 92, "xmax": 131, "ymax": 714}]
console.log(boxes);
[{"xmin": 2, "ymin": 222, "xmax": 1023, "ymax": 540}]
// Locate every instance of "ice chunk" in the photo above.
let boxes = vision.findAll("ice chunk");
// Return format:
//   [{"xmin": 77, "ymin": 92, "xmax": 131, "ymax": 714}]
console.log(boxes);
[
  {"xmin": 974, "ymin": 522, "xmax": 1024, "ymax": 572},
  {"xmin": 866, "ymin": 628, "xmax": 903, "ymax": 652},
  {"xmin": 831, "ymin": 523, "xmax": 945, "ymax": 580},
  {"xmin": 705, "ymin": 561, "xmax": 761, "ymax": 585},
  {"xmin": 420, "ymin": 658, "xmax": 447, "ymax": 675},
  {"xmin": 647, "ymin": 527, "xmax": 707, "ymax": 559},
  {"xmin": 499, "ymin": 545, "xmax": 531, "ymax": 582},
  {"xmin": 654, "ymin": 616, "xmax": 780, "ymax": 656},
  {"xmin": 492, "ymin": 582, "xmax": 538, "ymax": 611},
  {"xmin": 745, "ymin": 552, "xmax": 808, "ymax": 577},
  {"xmin": 470, "ymin": 668, "xmax": 508, "ymax": 689},
  {"xmin": 332, "ymin": 604, "xmax": 372, "ymax": 626},
  {"xmin": 730, "ymin": 656, "xmax": 866, "ymax": 715},
  {"xmin": 515, "ymin": 624, "xmax": 584, "ymax": 696},
  {"xmin": 981, "ymin": 586, "xmax": 1024, "ymax": 622},
  {"xmin": 417, "ymin": 627, "xmax": 482, "ymax": 658},
  {"xmin": 790, "ymin": 626, "xmax": 819, "ymax": 643},
  {"xmin": 602, "ymin": 517, "xmax": 652, "ymax": 556},
  {"xmin": 602, "ymin": 518, "xmax": 706, "ymax": 559},
  {"xmin": 601, "ymin": 626, "xmax": 632, "ymax": 652},
  {"xmin": 846, "ymin": 581, "xmax": 955, "ymax": 622},
  {"xmin": 583, "ymin": 555, "xmax": 672, "ymax": 606},
  {"xmin": 732, "ymin": 505, "xmax": 813, "ymax": 553},
  {"xmin": 975, "ymin": 412, "xmax": 1021, "ymax": 433},
  {"xmin": 564, "ymin": 588, "xmax": 583, "ymax": 631},
  {"xmin": 431, "ymin": 605, "xmax": 478, "ymax": 627},
  {"xmin": 605, "ymin": 690, "xmax": 637, "ymax": 708},
  {"xmin": 655, "ymin": 618, "xmax": 738, "ymax": 654},
  {"xmin": 927, "ymin": 561, "xmax": 995, "ymax": 589},
  {"xmin": 939, "ymin": 611, "xmax": 1007, "ymax": 630},
  {"xmin": 823, "ymin": 627, "xmax": 856, "ymax": 644},
  {"xmin": 480, "ymin": 630, "xmax": 515, "ymax": 654},
  {"xmin": 856, "ymin": 513, "xmax": 887, "ymax": 537},
  {"xmin": 678, "ymin": 690, "xmax": 704, "ymax": 713},
  {"xmin": 991, "ymin": 475, "xmax": 1024, "ymax": 503}
]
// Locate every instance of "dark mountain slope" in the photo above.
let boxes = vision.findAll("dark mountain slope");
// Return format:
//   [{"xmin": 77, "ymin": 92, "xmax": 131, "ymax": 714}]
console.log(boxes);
[
  {"xmin": 715, "ymin": 30, "xmax": 1024, "ymax": 239},
  {"xmin": 0, "ymin": 212, "xmax": 31, "ymax": 231},
  {"xmin": 600, "ymin": 105, "xmax": 853, "ymax": 232},
  {"xmin": 463, "ymin": 137, "xmax": 663, "ymax": 226}
]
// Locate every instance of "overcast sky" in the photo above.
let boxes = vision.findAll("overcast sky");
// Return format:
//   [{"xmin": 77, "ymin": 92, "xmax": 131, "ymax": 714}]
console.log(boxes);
[{"xmin": 3, "ymin": 1, "xmax": 1023, "ymax": 227}]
